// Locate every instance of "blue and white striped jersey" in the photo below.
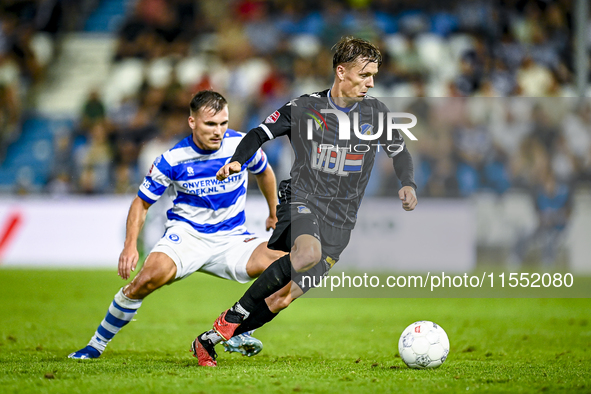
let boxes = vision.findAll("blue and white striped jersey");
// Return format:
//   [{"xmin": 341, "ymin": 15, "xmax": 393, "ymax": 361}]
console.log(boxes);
[{"xmin": 138, "ymin": 129, "xmax": 268, "ymax": 236}]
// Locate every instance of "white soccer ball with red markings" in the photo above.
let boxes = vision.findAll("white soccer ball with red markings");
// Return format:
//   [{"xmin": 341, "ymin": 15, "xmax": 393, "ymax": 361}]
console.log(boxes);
[{"xmin": 398, "ymin": 321, "xmax": 450, "ymax": 369}]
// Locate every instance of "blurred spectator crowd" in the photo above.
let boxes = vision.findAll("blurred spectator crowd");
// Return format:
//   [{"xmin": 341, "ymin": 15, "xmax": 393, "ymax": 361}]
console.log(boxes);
[
  {"xmin": 0, "ymin": 0, "xmax": 65, "ymax": 159},
  {"xmin": 400, "ymin": 97, "xmax": 587, "ymax": 266},
  {"xmin": 1, "ymin": 0, "xmax": 589, "ymax": 201}
]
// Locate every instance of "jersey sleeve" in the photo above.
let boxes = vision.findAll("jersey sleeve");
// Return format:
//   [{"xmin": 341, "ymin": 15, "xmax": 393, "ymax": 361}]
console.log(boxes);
[
  {"xmin": 391, "ymin": 146, "xmax": 417, "ymax": 190},
  {"xmin": 257, "ymin": 101, "xmax": 293, "ymax": 140},
  {"xmin": 230, "ymin": 101, "xmax": 295, "ymax": 165},
  {"xmin": 244, "ymin": 148, "xmax": 268, "ymax": 175},
  {"xmin": 137, "ymin": 155, "xmax": 173, "ymax": 204},
  {"xmin": 374, "ymin": 104, "xmax": 417, "ymax": 189},
  {"xmin": 377, "ymin": 109, "xmax": 407, "ymax": 159}
]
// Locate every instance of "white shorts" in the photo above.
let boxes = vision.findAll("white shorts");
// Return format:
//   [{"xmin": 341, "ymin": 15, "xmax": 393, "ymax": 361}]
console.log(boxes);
[{"xmin": 149, "ymin": 225, "xmax": 266, "ymax": 283}]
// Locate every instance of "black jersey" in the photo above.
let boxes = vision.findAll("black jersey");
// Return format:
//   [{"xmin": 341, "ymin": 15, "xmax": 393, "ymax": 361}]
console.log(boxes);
[{"xmin": 232, "ymin": 89, "xmax": 416, "ymax": 230}]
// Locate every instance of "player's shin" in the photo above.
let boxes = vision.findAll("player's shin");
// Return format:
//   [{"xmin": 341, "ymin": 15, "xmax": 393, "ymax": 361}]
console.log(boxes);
[
  {"xmin": 233, "ymin": 301, "xmax": 279, "ymax": 335},
  {"xmin": 87, "ymin": 288, "xmax": 143, "ymax": 354},
  {"xmin": 212, "ymin": 255, "xmax": 294, "ymax": 341},
  {"xmin": 236, "ymin": 254, "xmax": 295, "ymax": 313}
]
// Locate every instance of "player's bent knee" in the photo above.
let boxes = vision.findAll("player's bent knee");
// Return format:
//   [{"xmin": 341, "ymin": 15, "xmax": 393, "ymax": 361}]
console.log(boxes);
[
  {"xmin": 124, "ymin": 267, "xmax": 175, "ymax": 299},
  {"xmin": 124, "ymin": 252, "xmax": 177, "ymax": 298},
  {"xmin": 291, "ymin": 245, "xmax": 322, "ymax": 272},
  {"xmin": 291, "ymin": 235, "xmax": 322, "ymax": 268},
  {"xmin": 124, "ymin": 276, "xmax": 159, "ymax": 299}
]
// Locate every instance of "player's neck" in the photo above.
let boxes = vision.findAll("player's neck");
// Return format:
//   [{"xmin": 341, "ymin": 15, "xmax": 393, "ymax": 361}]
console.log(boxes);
[{"xmin": 329, "ymin": 83, "xmax": 356, "ymax": 108}]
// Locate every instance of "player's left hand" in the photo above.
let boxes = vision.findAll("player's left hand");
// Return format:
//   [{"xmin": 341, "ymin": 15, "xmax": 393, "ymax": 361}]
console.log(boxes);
[
  {"xmin": 399, "ymin": 186, "xmax": 417, "ymax": 211},
  {"xmin": 265, "ymin": 215, "xmax": 278, "ymax": 231}
]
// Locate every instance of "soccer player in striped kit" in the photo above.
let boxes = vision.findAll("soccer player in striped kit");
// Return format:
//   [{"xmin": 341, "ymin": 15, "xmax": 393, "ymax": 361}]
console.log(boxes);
[
  {"xmin": 69, "ymin": 90, "xmax": 287, "ymax": 359},
  {"xmin": 193, "ymin": 37, "xmax": 418, "ymax": 366}
]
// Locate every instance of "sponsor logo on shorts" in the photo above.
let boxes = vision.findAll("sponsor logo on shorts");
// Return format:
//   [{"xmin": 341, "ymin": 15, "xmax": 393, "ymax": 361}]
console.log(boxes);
[
  {"xmin": 325, "ymin": 256, "xmax": 336, "ymax": 267},
  {"xmin": 297, "ymin": 206, "xmax": 311, "ymax": 214},
  {"xmin": 243, "ymin": 237, "xmax": 258, "ymax": 243},
  {"xmin": 167, "ymin": 233, "xmax": 181, "ymax": 244}
]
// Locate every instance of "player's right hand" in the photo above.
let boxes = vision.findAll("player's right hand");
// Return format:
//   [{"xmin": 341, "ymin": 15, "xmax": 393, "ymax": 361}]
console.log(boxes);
[
  {"xmin": 265, "ymin": 214, "xmax": 278, "ymax": 231},
  {"xmin": 216, "ymin": 161, "xmax": 242, "ymax": 180},
  {"xmin": 118, "ymin": 245, "xmax": 139, "ymax": 280},
  {"xmin": 399, "ymin": 186, "xmax": 418, "ymax": 211}
]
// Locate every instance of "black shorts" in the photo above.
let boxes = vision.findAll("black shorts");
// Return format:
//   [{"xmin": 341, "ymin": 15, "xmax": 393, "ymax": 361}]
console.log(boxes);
[{"xmin": 268, "ymin": 200, "xmax": 351, "ymax": 293}]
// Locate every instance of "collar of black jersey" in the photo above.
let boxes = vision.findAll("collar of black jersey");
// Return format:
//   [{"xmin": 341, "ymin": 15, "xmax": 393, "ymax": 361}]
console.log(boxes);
[{"xmin": 327, "ymin": 89, "xmax": 359, "ymax": 113}]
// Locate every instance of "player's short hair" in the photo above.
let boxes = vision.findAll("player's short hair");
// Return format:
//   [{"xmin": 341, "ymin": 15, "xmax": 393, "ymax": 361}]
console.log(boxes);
[
  {"xmin": 332, "ymin": 36, "xmax": 382, "ymax": 70},
  {"xmin": 189, "ymin": 90, "xmax": 227, "ymax": 115}
]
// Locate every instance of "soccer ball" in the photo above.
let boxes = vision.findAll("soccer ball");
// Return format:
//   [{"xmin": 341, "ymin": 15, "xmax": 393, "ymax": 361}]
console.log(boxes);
[{"xmin": 398, "ymin": 321, "xmax": 450, "ymax": 369}]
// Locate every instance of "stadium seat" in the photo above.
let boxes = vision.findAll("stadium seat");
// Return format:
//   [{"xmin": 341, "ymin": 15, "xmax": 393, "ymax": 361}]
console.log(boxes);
[
  {"xmin": 289, "ymin": 34, "xmax": 321, "ymax": 58},
  {"xmin": 146, "ymin": 57, "xmax": 174, "ymax": 88},
  {"xmin": 102, "ymin": 58, "xmax": 145, "ymax": 107},
  {"xmin": 176, "ymin": 56, "xmax": 208, "ymax": 87}
]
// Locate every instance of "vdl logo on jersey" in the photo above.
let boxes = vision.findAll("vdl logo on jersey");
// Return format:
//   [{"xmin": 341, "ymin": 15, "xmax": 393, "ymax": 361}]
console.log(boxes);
[{"xmin": 310, "ymin": 141, "xmax": 365, "ymax": 176}]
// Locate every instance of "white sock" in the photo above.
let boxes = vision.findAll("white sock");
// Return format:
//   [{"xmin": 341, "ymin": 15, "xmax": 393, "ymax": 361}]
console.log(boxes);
[
  {"xmin": 201, "ymin": 330, "xmax": 224, "ymax": 345},
  {"xmin": 233, "ymin": 302, "xmax": 250, "ymax": 319},
  {"xmin": 87, "ymin": 288, "xmax": 143, "ymax": 353}
]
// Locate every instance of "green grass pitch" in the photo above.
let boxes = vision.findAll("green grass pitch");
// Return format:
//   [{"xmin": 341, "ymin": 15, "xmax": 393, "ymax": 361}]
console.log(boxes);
[{"xmin": 0, "ymin": 269, "xmax": 589, "ymax": 393}]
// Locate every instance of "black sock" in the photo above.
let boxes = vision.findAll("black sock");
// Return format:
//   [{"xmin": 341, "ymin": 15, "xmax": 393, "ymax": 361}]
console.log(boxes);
[
  {"xmin": 234, "ymin": 302, "xmax": 279, "ymax": 335},
  {"xmin": 238, "ymin": 254, "xmax": 294, "ymax": 312}
]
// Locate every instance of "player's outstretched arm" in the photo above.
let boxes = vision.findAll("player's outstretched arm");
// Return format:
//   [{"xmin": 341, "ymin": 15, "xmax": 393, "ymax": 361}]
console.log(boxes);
[
  {"xmin": 399, "ymin": 186, "xmax": 418, "ymax": 211},
  {"xmin": 216, "ymin": 161, "xmax": 242, "ymax": 181},
  {"xmin": 217, "ymin": 127, "xmax": 273, "ymax": 181},
  {"xmin": 254, "ymin": 164, "xmax": 279, "ymax": 230},
  {"xmin": 118, "ymin": 196, "xmax": 152, "ymax": 280}
]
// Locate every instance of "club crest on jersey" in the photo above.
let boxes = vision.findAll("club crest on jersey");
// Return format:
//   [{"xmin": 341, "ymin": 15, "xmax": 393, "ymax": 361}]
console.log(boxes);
[
  {"xmin": 310, "ymin": 141, "xmax": 364, "ymax": 176},
  {"xmin": 265, "ymin": 110, "xmax": 280, "ymax": 124},
  {"xmin": 167, "ymin": 233, "xmax": 181, "ymax": 244},
  {"xmin": 360, "ymin": 123, "xmax": 373, "ymax": 135},
  {"xmin": 297, "ymin": 206, "xmax": 311, "ymax": 214}
]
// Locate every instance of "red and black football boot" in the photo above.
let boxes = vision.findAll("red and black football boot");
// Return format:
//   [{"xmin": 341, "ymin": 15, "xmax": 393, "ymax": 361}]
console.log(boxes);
[
  {"xmin": 191, "ymin": 335, "xmax": 217, "ymax": 367},
  {"xmin": 213, "ymin": 308, "xmax": 244, "ymax": 341}
]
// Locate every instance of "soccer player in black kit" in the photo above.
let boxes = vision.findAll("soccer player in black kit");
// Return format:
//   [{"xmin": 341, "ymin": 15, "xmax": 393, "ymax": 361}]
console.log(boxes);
[{"xmin": 192, "ymin": 37, "xmax": 418, "ymax": 366}]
